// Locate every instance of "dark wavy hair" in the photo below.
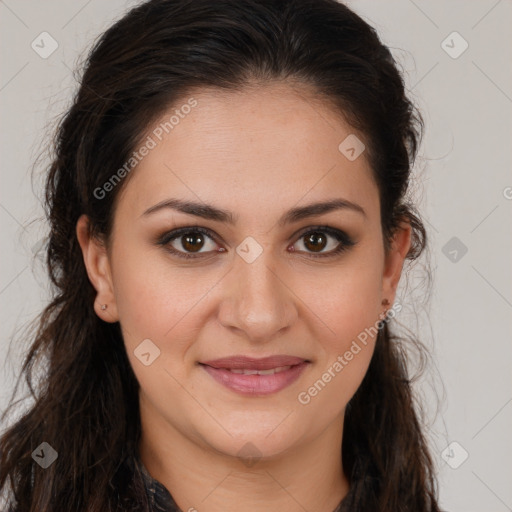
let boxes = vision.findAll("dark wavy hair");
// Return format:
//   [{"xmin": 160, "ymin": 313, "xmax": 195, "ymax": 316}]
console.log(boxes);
[{"xmin": 0, "ymin": 0, "xmax": 441, "ymax": 510}]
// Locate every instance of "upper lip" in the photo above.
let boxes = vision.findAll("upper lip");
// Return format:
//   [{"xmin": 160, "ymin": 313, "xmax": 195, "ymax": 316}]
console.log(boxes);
[{"xmin": 200, "ymin": 355, "xmax": 309, "ymax": 370}]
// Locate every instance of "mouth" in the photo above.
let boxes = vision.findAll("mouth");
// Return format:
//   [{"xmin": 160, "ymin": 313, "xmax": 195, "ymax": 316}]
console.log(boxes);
[
  {"xmin": 220, "ymin": 365, "xmax": 294, "ymax": 375},
  {"xmin": 198, "ymin": 355, "xmax": 311, "ymax": 395}
]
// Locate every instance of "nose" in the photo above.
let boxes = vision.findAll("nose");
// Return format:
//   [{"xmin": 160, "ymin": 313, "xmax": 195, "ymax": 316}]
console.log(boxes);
[{"xmin": 217, "ymin": 252, "xmax": 298, "ymax": 344}]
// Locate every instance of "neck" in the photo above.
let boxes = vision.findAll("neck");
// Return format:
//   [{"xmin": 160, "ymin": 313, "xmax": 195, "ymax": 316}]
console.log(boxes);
[{"xmin": 139, "ymin": 399, "xmax": 350, "ymax": 512}]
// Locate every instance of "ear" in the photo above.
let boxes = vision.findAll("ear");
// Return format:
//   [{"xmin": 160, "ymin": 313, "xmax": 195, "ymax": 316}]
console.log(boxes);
[
  {"xmin": 381, "ymin": 219, "xmax": 412, "ymax": 305},
  {"xmin": 76, "ymin": 214, "xmax": 119, "ymax": 323}
]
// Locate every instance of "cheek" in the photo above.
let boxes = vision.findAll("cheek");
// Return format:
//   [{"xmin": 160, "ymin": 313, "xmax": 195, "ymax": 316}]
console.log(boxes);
[
  {"xmin": 113, "ymin": 256, "xmax": 212, "ymax": 403},
  {"xmin": 111, "ymin": 244, "xmax": 221, "ymax": 356},
  {"xmin": 290, "ymin": 259, "xmax": 382, "ymax": 407},
  {"xmin": 292, "ymin": 257, "xmax": 383, "ymax": 347},
  {"xmin": 295, "ymin": 282, "xmax": 379, "ymax": 418}
]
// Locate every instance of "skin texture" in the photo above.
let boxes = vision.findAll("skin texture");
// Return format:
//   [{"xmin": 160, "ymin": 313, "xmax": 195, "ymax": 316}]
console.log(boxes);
[{"xmin": 77, "ymin": 82, "xmax": 411, "ymax": 512}]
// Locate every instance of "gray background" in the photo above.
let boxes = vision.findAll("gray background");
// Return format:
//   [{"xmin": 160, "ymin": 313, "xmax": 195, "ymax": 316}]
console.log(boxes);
[{"xmin": 1, "ymin": 1, "xmax": 511, "ymax": 510}]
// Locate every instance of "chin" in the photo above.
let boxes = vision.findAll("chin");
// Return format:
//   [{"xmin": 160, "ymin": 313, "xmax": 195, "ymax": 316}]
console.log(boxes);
[{"xmin": 196, "ymin": 421, "xmax": 307, "ymax": 464}]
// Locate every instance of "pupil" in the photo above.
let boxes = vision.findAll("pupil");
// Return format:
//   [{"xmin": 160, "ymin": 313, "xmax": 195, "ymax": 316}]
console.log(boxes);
[
  {"xmin": 179, "ymin": 232, "xmax": 329, "ymax": 254},
  {"xmin": 183, "ymin": 233, "xmax": 204, "ymax": 252},
  {"xmin": 305, "ymin": 232, "xmax": 326, "ymax": 252}
]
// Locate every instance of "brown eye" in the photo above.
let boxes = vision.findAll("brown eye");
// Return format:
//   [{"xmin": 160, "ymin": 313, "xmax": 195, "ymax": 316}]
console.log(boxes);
[
  {"xmin": 157, "ymin": 225, "xmax": 355, "ymax": 261},
  {"xmin": 291, "ymin": 227, "xmax": 356, "ymax": 258},
  {"xmin": 302, "ymin": 232, "xmax": 328, "ymax": 253},
  {"xmin": 157, "ymin": 227, "xmax": 220, "ymax": 259},
  {"xmin": 180, "ymin": 232, "xmax": 206, "ymax": 253}
]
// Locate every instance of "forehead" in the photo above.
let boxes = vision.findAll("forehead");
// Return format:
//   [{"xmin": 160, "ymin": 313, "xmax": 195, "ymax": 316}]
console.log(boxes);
[{"xmin": 116, "ymin": 82, "xmax": 379, "ymax": 223}]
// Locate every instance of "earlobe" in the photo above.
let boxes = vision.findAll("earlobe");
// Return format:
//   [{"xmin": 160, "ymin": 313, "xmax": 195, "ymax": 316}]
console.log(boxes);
[
  {"xmin": 76, "ymin": 214, "xmax": 119, "ymax": 323},
  {"xmin": 381, "ymin": 220, "xmax": 412, "ymax": 304}
]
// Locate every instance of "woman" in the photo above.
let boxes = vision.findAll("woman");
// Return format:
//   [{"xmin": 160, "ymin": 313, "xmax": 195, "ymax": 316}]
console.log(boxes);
[{"xmin": 0, "ymin": 0, "xmax": 441, "ymax": 510}]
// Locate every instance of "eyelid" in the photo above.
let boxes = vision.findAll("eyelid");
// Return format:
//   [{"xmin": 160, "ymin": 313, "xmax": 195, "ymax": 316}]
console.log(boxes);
[
  {"xmin": 290, "ymin": 225, "xmax": 356, "ymax": 257},
  {"xmin": 156, "ymin": 224, "xmax": 355, "ymax": 259},
  {"xmin": 156, "ymin": 226, "xmax": 221, "ymax": 254}
]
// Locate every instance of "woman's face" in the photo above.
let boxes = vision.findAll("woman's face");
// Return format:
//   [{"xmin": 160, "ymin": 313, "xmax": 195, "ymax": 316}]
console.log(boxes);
[{"xmin": 78, "ymin": 82, "xmax": 410, "ymax": 461}]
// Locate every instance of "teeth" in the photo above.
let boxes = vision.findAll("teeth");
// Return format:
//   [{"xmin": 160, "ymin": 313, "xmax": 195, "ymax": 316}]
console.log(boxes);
[{"xmin": 227, "ymin": 365, "xmax": 292, "ymax": 375}]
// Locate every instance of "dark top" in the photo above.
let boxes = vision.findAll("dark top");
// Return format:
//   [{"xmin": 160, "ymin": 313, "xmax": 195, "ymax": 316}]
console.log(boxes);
[{"xmin": 131, "ymin": 453, "xmax": 358, "ymax": 512}]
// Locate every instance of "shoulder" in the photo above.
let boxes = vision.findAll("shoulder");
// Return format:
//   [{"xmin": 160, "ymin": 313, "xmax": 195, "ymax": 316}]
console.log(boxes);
[{"xmin": 130, "ymin": 453, "xmax": 183, "ymax": 512}]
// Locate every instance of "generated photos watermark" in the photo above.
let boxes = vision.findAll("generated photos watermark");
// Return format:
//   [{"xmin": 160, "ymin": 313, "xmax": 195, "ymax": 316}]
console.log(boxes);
[
  {"xmin": 297, "ymin": 301, "xmax": 402, "ymax": 405},
  {"xmin": 93, "ymin": 97, "xmax": 198, "ymax": 200}
]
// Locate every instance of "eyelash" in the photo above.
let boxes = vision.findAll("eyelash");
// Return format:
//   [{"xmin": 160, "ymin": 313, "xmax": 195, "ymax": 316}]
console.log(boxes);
[{"xmin": 156, "ymin": 225, "xmax": 356, "ymax": 260}]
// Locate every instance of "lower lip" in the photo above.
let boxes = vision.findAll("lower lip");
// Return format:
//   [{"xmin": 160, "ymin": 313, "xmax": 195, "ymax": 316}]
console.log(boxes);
[{"xmin": 200, "ymin": 362, "xmax": 309, "ymax": 396}]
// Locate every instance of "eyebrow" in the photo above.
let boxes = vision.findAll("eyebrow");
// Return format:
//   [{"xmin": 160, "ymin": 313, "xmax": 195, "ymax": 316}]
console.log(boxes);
[{"xmin": 141, "ymin": 197, "xmax": 367, "ymax": 225}]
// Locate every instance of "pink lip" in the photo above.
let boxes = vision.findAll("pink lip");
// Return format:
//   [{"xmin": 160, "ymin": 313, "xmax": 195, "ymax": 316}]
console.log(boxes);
[
  {"xmin": 200, "ymin": 355, "xmax": 308, "ymax": 370},
  {"xmin": 199, "ymin": 355, "xmax": 310, "ymax": 396}
]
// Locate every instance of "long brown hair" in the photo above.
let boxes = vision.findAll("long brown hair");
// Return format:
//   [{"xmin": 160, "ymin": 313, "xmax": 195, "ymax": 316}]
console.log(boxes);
[{"xmin": 1, "ymin": 0, "xmax": 440, "ymax": 510}]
